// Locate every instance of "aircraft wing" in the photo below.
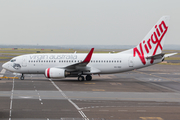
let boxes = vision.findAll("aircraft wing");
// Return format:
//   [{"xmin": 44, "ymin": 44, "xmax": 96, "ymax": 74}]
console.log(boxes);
[{"xmin": 57, "ymin": 48, "xmax": 94, "ymax": 71}]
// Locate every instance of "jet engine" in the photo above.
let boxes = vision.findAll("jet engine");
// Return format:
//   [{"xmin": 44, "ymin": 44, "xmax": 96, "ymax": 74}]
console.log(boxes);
[{"xmin": 45, "ymin": 68, "xmax": 69, "ymax": 79}]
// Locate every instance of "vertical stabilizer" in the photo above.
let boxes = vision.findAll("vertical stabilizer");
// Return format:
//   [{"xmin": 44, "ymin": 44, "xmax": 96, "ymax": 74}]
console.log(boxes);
[
  {"xmin": 133, "ymin": 16, "xmax": 170, "ymax": 65},
  {"xmin": 120, "ymin": 16, "xmax": 170, "ymax": 65}
]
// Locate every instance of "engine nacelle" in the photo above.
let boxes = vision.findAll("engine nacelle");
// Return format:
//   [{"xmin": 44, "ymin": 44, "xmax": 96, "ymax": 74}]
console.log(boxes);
[{"xmin": 45, "ymin": 68, "xmax": 67, "ymax": 79}]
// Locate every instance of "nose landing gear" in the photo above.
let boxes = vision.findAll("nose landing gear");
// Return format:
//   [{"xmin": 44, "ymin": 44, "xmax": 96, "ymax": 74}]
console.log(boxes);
[{"xmin": 20, "ymin": 74, "xmax": 24, "ymax": 80}]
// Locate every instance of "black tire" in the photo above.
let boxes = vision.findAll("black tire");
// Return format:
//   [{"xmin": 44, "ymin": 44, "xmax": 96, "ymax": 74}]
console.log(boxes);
[
  {"xmin": 20, "ymin": 76, "xmax": 24, "ymax": 80},
  {"xmin": 86, "ymin": 75, "xmax": 92, "ymax": 81},
  {"xmin": 78, "ymin": 76, "xmax": 84, "ymax": 81}
]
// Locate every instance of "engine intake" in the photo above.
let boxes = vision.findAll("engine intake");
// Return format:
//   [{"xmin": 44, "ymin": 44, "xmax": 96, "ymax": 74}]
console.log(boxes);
[{"xmin": 45, "ymin": 68, "xmax": 69, "ymax": 79}]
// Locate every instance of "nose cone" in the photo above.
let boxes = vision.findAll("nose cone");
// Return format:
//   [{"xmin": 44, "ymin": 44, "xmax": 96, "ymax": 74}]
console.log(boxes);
[{"xmin": 2, "ymin": 62, "xmax": 9, "ymax": 69}]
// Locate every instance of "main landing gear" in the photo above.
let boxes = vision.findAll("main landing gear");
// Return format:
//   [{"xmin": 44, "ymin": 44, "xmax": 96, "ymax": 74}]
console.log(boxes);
[
  {"xmin": 78, "ymin": 76, "xmax": 84, "ymax": 81},
  {"xmin": 78, "ymin": 75, "xmax": 92, "ymax": 81},
  {"xmin": 86, "ymin": 75, "xmax": 92, "ymax": 81},
  {"xmin": 20, "ymin": 74, "xmax": 24, "ymax": 80}
]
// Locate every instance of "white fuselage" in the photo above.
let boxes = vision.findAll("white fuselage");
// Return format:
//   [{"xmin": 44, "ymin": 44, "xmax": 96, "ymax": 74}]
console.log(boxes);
[{"xmin": 2, "ymin": 52, "xmax": 162, "ymax": 75}]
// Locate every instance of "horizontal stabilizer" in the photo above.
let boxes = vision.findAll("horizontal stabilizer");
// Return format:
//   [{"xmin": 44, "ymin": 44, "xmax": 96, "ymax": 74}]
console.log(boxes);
[
  {"xmin": 146, "ymin": 53, "xmax": 165, "ymax": 60},
  {"xmin": 164, "ymin": 53, "xmax": 177, "ymax": 58}
]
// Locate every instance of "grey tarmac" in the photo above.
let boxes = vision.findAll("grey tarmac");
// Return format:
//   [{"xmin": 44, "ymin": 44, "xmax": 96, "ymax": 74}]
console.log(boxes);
[{"xmin": 0, "ymin": 63, "xmax": 180, "ymax": 120}]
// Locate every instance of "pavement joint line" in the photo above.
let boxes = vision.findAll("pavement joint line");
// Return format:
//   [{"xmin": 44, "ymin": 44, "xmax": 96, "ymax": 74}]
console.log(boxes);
[
  {"xmin": 137, "ymin": 110, "xmax": 146, "ymax": 112},
  {"xmin": 118, "ymin": 110, "xmax": 128, "ymax": 112},
  {"xmin": 49, "ymin": 79, "xmax": 89, "ymax": 120}
]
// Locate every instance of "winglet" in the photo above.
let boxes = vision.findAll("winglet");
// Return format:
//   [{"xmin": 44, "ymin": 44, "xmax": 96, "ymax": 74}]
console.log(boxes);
[{"xmin": 83, "ymin": 48, "xmax": 94, "ymax": 63}]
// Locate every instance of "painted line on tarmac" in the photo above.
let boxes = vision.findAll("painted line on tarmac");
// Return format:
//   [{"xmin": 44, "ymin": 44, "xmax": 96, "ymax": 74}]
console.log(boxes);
[
  {"xmin": 9, "ymin": 75, "xmax": 15, "ymax": 120},
  {"xmin": 135, "ymin": 70, "xmax": 180, "ymax": 83},
  {"xmin": 49, "ymin": 79, "xmax": 89, "ymax": 120},
  {"xmin": 134, "ymin": 70, "xmax": 180, "ymax": 93},
  {"xmin": 0, "ymin": 69, "xmax": 6, "ymax": 78}
]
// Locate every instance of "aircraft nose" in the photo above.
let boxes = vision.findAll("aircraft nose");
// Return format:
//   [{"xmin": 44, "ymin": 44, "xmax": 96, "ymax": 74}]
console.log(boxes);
[{"xmin": 2, "ymin": 62, "xmax": 9, "ymax": 69}]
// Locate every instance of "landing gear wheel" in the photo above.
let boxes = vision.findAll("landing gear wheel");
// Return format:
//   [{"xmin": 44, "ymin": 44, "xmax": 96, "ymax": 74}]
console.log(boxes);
[
  {"xmin": 78, "ymin": 76, "xmax": 84, "ymax": 81},
  {"xmin": 20, "ymin": 74, "xmax": 24, "ymax": 80},
  {"xmin": 86, "ymin": 75, "xmax": 92, "ymax": 81}
]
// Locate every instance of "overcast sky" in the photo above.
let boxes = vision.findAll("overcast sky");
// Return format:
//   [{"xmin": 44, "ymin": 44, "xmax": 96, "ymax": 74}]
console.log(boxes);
[{"xmin": 0, "ymin": 0, "xmax": 179, "ymax": 46}]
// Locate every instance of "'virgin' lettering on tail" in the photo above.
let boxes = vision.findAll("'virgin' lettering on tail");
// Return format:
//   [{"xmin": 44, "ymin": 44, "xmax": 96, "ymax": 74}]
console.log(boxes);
[{"xmin": 133, "ymin": 21, "xmax": 168, "ymax": 65}]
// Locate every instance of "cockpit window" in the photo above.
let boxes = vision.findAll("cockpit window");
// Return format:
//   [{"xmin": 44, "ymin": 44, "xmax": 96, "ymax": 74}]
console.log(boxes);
[{"xmin": 10, "ymin": 59, "xmax": 16, "ymax": 62}]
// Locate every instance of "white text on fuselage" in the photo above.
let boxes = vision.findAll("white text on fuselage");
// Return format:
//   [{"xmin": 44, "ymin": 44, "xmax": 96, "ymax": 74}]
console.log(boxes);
[{"xmin": 30, "ymin": 55, "xmax": 77, "ymax": 60}]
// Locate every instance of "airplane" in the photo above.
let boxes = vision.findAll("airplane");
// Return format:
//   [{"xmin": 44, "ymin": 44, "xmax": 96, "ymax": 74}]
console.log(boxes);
[{"xmin": 2, "ymin": 16, "xmax": 177, "ymax": 81}]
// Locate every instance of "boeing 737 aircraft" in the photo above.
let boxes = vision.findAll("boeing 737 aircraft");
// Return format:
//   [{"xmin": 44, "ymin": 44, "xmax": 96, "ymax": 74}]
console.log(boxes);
[{"xmin": 2, "ymin": 16, "xmax": 176, "ymax": 81}]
